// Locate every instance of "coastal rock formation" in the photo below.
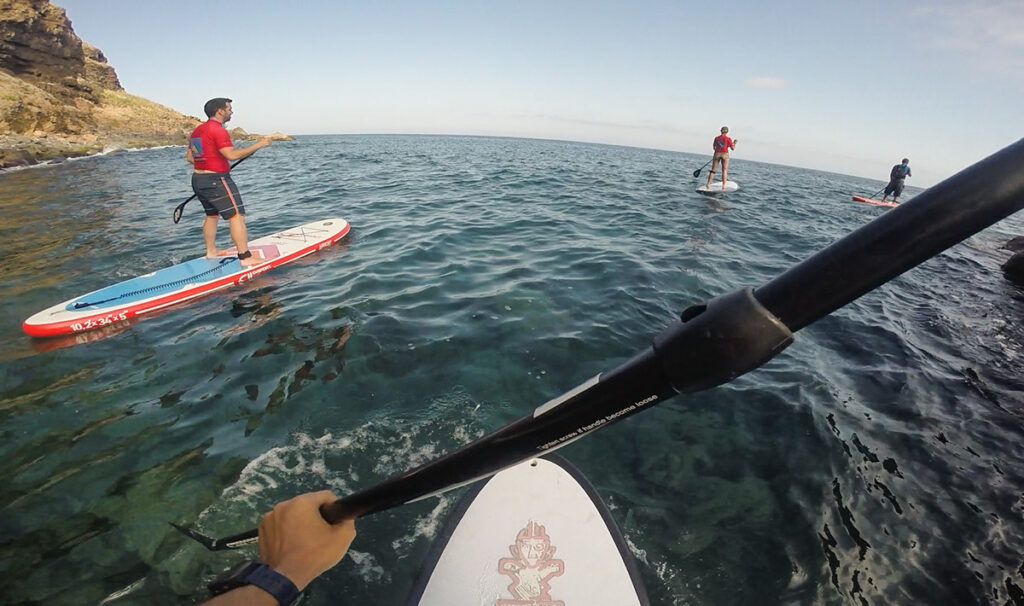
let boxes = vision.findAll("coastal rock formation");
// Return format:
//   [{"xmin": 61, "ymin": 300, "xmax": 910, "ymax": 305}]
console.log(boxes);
[
  {"xmin": 1003, "ymin": 236, "xmax": 1024, "ymax": 254},
  {"xmin": 81, "ymin": 42, "xmax": 120, "ymax": 90},
  {"xmin": 1003, "ymin": 253, "xmax": 1024, "ymax": 286},
  {"xmin": 1001, "ymin": 237, "xmax": 1024, "ymax": 287},
  {"xmin": 0, "ymin": 0, "xmax": 125, "ymax": 138},
  {"xmin": 0, "ymin": 0, "xmax": 290, "ymax": 169},
  {"xmin": 0, "ymin": 0, "xmax": 103, "ymax": 97},
  {"xmin": 226, "ymin": 127, "xmax": 294, "ymax": 142}
]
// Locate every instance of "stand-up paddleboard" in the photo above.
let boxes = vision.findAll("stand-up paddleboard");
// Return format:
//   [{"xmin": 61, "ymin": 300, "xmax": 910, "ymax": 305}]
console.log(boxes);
[
  {"xmin": 22, "ymin": 218, "xmax": 350, "ymax": 338},
  {"xmin": 697, "ymin": 180, "xmax": 739, "ymax": 193},
  {"xmin": 852, "ymin": 195, "xmax": 898, "ymax": 208},
  {"xmin": 406, "ymin": 455, "xmax": 649, "ymax": 606}
]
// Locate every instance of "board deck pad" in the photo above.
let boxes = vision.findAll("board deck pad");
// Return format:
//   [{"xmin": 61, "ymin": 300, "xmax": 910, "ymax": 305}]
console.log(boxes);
[
  {"xmin": 222, "ymin": 243, "xmax": 282, "ymax": 261},
  {"xmin": 406, "ymin": 456, "xmax": 649, "ymax": 606},
  {"xmin": 23, "ymin": 218, "xmax": 350, "ymax": 338},
  {"xmin": 697, "ymin": 180, "xmax": 739, "ymax": 193},
  {"xmin": 852, "ymin": 195, "xmax": 899, "ymax": 208}
]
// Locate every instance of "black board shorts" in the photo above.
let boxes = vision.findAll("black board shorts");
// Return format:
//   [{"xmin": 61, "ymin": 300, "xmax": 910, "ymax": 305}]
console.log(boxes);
[
  {"xmin": 191, "ymin": 172, "xmax": 246, "ymax": 219},
  {"xmin": 884, "ymin": 179, "xmax": 905, "ymax": 197}
]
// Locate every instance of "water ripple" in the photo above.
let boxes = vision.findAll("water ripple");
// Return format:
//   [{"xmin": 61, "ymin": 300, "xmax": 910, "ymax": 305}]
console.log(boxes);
[{"xmin": 0, "ymin": 136, "xmax": 1022, "ymax": 605}]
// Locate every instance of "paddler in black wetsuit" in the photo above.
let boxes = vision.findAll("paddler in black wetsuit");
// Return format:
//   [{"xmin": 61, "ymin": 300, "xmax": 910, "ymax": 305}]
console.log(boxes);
[{"xmin": 881, "ymin": 158, "xmax": 912, "ymax": 203}]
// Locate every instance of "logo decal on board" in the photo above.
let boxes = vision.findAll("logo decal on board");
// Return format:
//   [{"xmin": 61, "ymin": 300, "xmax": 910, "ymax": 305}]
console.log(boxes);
[{"xmin": 496, "ymin": 520, "xmax": 565, "ymax": 606}]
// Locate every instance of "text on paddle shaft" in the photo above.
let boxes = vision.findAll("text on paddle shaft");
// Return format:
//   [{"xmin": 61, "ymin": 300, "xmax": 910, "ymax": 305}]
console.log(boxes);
[
  {"xmin": 71, "ymin": 311, "xmax": 129, "ymax": 332},
  {"xmin": 538, "ymin": 394, "xmax": 659, "ymax": 450}
]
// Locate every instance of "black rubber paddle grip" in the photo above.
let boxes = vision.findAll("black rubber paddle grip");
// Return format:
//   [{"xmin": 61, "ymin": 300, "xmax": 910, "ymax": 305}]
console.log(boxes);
[{"xmin": 652, "ymin": 288, "xmax": 793, "ymax": 393}]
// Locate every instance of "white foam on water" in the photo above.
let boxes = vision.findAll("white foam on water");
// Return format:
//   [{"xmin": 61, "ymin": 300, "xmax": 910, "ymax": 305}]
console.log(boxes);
[
  {"xmin": 227, "ymin": 432, "xmax": 340, "ymax": 503},
  {"xmin": 0, "ymin": 158, "xmax": 63, "ymax": 172},
  {"xmin": 372, "ymin": 438, "xmax": 443, "ymax": 476},
  {"xmin": 391, "ymin": 493, "xmax": 455, "ymax": 555},
  {"xmin": 1, "ymin": 143, "xmax": 182, "ymax": 174},
  {"xmin": 194, "ymin": 390, "xmax": 486, "ymax": 536},
  {"xmin": 192, "ymin": 432, "xmax": 358, "ymax": 532},
  {"xmin": 347, "ymin": 549, "xmax": 387, "ymax": 583},
  {"xmin": 624, "ymin": 534, "xmax": 683, "ymax": 590}
]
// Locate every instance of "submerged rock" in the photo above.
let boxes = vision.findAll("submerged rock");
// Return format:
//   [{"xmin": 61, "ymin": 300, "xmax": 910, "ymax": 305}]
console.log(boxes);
[
  {"xmin": 1002, "ymin": 251, "xmax": 1024, "ymax": 286},
  {"xmin": 1002, "ymin": 236, "xmax": 1024, "ymax": 254}
]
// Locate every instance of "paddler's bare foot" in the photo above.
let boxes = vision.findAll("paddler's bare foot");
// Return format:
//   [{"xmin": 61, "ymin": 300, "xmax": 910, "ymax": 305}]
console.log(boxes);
[
  {"xmin": 240, "ymin": 255, "xmax": 263, "ymax": 267},
  {"xmin": 205, "ymin": 249, "xmax": 232, "ymax": 258}
]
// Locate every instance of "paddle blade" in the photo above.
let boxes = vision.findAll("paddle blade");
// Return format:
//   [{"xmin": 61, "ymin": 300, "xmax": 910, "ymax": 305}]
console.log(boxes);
[
  {"xmin": 692, "ymin": 169, "xmax": 701, "ymax": 178},
  {"xmin": 170, "ymin": 522, "xmax": 258, "ymax": 551}
]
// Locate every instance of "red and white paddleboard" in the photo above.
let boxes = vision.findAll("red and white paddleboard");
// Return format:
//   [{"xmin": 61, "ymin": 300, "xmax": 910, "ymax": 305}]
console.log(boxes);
[
  {"xmin": 852, "ymin": 195, "xmax": 899, "ymax": 208},
  {"xmin": 406, "ymin": 456, "xmax": 649, "ymax": 605},
  {"xmin": 23, "ymin": 218, "xmax": 350, "ymax": 338}
]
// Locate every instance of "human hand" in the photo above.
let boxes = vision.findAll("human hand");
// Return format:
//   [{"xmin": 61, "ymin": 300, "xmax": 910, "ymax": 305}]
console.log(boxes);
[
  {"xmin": 258, "ymin": 137, "xmax": 272, "ymax": 149},
  {"xmin": 257, "ymin": 491, "xmax": 356, "ymax": 590}
]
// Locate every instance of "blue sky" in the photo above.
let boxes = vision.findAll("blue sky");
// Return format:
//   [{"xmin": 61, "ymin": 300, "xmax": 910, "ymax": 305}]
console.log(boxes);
[{"xmin": 57, "ymin": 0, "xmax": 1024, "ymax": 187}]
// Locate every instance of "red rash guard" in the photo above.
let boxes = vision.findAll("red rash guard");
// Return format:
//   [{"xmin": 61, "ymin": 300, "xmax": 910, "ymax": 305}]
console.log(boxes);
[
  {"xmin": 713, "ymin": 135, "xmax": 734, "ymax": 154},
  {"xmin": 189, "ymin": 120, "xmax": 232, "ymax": 172}
]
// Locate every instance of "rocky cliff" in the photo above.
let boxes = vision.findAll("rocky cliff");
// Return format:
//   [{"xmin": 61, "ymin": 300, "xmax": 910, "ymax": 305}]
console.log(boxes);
[{"xmin": 0, "ymin": 0, "xmax": 289, "ymax": 169}]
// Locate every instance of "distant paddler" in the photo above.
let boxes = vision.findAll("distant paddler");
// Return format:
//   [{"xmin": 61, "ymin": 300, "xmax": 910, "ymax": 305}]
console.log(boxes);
[
  {"xmin": 704, "ymin": 126, "xmax": 738, "ymax": 190},
  {"xmin": 185, "ymin": 97, "xmax": 270, "ymax": 268},
  {"xmin": 880, "ymin": 158, "xmax": 912, "ymax": 204}
]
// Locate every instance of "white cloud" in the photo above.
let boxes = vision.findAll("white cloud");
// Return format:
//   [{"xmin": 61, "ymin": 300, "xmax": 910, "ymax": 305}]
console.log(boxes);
[
  {"xmin": 913, "ymin": 0, "xmax": 1024, "ymax": 75},
  {"xmin": 745, "ymin": 77, "xmax": 787, "ymax": 89}
]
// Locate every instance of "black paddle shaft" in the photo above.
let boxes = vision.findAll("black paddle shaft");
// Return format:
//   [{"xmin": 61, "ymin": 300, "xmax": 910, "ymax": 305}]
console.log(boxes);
[{"xmin": 179, "ymin": 138, "xmax": 1024, "ymax": 550}]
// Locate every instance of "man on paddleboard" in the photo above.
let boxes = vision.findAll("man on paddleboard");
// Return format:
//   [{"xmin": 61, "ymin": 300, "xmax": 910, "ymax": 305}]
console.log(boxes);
[
  {"xmin": 186, "ymin": 98, "xmax": 270, "ymax": 268},
  {"xmin": 881, "ymin": 158, "xmax": 912, "ymax": 204},
  {"xmin": 201, "ymin": 491, "xmax": 356, "ymax": 605},
  {"xmin": 704, "ymin": 126, "xmax": 738, "ymax": 190}
]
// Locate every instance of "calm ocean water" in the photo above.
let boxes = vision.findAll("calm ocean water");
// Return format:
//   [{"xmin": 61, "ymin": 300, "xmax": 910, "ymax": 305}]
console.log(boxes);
[{"xmin": 1, "ymin": 135, "xmax": 1022, "ymax": 605}]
